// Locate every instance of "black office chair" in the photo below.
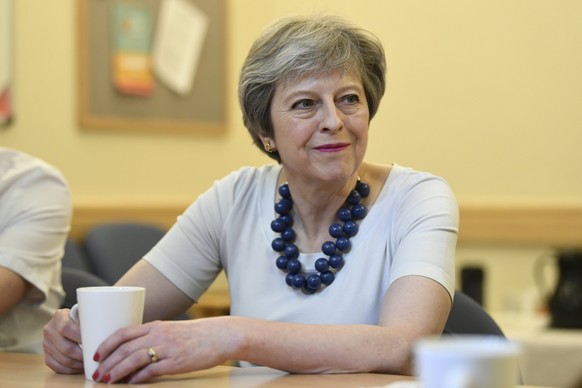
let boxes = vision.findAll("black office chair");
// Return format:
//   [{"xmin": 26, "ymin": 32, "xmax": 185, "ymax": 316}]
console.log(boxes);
[
  {"xmin": 83, "ymin": 222, "xmax": 166, "ymax": 285},
  {"xmin": 62, "ymin": 238, "xmax": 93, "ymax": 272},
  {"xmin": 443, "ymin": 291, "xmax": 506, "ymax": 337},
  {"xmin": 61, "ymin": 267, "xmax": 110, "ymax": 309},
  {"xmin": 442, "ymin": 291, "xmax": 524, "ymax": 383}
]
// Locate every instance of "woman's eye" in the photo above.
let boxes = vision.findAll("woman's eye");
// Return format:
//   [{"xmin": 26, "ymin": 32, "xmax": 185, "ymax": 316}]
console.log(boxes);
[
  {"xmin": 342, "ymin": 94, "xmax": 360, "ymax": 104},
  {"xmin": 291, "ymin": 99, "xmax": 315, "ymax": 110}
]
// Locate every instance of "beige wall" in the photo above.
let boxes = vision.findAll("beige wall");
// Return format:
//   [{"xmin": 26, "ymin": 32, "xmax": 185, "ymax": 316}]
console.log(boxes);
[{"xmin": 3, "ymin": 0, "xmax": 582, "ymax": 311}]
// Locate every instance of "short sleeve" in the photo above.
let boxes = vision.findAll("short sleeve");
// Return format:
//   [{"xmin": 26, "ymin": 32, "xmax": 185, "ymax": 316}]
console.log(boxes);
[
  {"xmin": 387, "ymin": 171, "xmax": 459, "ymax": 299},
  {"xmin": 144, "ymin": 171, "xmax": 237, "ymax": 302},
  {"xmin": 0, "ymin": 153, "xmax": 72, "ymax": 304}
]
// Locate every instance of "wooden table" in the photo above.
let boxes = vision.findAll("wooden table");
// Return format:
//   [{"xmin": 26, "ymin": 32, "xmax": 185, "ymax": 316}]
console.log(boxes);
[{"xmin": 0, "ymin": 352, "xmax": 546, "ymax": 387}]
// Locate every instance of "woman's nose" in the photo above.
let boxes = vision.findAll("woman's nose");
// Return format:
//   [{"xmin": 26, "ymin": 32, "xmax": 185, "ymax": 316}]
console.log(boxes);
[{"xmin": 319, "ymin": 103, "xmax": 343, "ymax": 133}]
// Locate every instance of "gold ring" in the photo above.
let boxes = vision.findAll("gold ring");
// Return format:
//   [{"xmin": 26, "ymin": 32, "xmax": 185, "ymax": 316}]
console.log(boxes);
[{"xmin": 147, "ymin": 347, "xmax": 159, "ymax": 363}]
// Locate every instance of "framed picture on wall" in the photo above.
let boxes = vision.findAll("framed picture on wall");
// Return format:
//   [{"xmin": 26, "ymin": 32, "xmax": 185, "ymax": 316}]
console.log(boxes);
[{"xmin": 78, "ymin": 0, "xmax": 227, "ymax": 134}]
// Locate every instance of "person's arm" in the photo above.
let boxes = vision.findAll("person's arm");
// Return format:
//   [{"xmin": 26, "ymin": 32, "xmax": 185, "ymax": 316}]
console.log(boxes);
[
  {"xmin": 115, "ymin": 259, "xmax": 194, "ymax": 322},
  {"xmin": 0, "ymin": 159, "xmax": 71, "ymax": 309},
  {"xmin": 91, "ymin": 272, "xmax": 450, "ymax": 384},
  {"xmin": 0, "ymin": 267, "xmax": 31, "ymax": 314},
  {"xmin": 43, "ymin": 259, "xmax": 191, "ymax": 375},
  {"xmin": 230, "ymin": 275, "xmax": 450, "ymax": 375}
]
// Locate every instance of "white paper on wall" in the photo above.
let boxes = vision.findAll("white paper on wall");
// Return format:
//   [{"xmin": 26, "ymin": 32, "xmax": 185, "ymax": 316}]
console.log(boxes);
[{"xmin": 152, "ymin": 0, "xmax": 209, "ymax": 96}]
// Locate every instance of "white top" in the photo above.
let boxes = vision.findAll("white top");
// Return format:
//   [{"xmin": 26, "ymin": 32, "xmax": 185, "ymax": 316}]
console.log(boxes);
[
  {"xmin": 0, "ymin": 148, "xmax": 72, "ymax": 353},
  {"xmin": 145, "ymin": 164, "xmax": 458, "ymax": 326}
]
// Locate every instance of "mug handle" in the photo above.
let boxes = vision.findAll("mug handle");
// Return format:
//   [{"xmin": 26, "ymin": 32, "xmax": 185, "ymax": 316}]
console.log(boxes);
[
  {"xmin": 68, "ymin": 304, "xmax": 83, "ymax": 348},
  {"xmin": 69, "ymin": 303, "xmax": 79, "ymax": 322}
]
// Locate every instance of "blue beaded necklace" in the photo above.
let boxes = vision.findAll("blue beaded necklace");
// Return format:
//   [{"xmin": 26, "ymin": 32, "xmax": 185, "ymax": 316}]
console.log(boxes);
[{"xmin": 270, "ymin": 180, "xmax": 370, "ymax": 294}]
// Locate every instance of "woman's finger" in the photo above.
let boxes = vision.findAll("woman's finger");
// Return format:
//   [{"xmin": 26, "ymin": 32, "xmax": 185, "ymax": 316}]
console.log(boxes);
[
  {"xmin": 104, "ymin": 347, "xmax": 164, "ymax": 384},
  {"xmin": 127, "ymin": 353, "xmax": 168, "ymax": 384},
  {"xmin": 45, "ymin": 325, "xmax": 83, "ymax": 361},
  {"xmin": 94, "ymin": 322, "xmax": 154, "ymax": 363},
  {"xmin": 42, "ymin": 309, "xmax": 84, "ymax": 373},
  {"xmin": 43, "ymin": 346, "xmax": 84, "ymax": 374},
  {"xmin": 92, "ymin": 323, "xmax": 159, "ymax": 382},
  {"xmin": 96, "ymin": 344, "xmax": 163, "ymax": 383}
]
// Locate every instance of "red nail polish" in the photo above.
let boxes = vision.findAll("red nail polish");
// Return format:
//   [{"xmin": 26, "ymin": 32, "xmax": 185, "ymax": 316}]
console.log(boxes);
[
  {"xmin": 93, "ymin": 352, "xmax": 100, "ymax": 362},
  {"xmin": 103, "ymin": 373, "xmax": 111, "ymax": 383},
  {"xmin": 92, "ymin": 370, "xmax": 99, "ymax": 381}
]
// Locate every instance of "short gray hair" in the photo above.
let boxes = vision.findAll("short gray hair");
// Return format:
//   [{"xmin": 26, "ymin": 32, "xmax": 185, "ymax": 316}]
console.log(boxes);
[{"xmin": 238, "ymin": 15, "xmax": 387, "ymax": 162}]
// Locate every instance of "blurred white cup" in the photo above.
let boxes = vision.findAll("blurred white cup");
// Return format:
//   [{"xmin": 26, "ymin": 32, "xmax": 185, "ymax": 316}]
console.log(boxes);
[
  {"xmin": 414, "ymin": 335, "xmax": 521, "ymax": 388},
  {"xmin": 69, "ymin": 286, "xmax": 145, "ymax": 380}
]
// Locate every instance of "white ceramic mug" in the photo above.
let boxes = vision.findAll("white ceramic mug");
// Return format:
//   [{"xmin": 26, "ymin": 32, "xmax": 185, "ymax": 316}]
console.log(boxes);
[
  {"xmin": 69, "ymin": 286, "xmax": 145, "ymax": 380},
  {"xmin": 414, "ymin": 335, "xmax": 522, "ymax": 388}
]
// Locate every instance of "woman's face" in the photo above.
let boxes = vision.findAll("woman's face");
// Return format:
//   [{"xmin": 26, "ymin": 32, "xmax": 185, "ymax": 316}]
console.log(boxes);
[{"xmin": 267, "ymin": 70, "xmax": 370, "ymax": 184}]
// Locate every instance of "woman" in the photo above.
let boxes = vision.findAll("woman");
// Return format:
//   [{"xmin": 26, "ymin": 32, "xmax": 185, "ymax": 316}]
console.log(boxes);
[{"xmin": 43, "ymin": 15, "xmax": 458, "ymax": 383}]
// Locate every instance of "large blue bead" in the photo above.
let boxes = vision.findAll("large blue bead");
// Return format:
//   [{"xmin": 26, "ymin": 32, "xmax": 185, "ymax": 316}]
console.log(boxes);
[
  {"xmin": 275, "ymin": 198, "xmax": 292, "ymax": 215},
  {"xmin": 285, "ymin": 273, "xmax": 294, "ymax": 286},
  {"xmin": 306, "ymin": 274, "xmax": 322, "ymax": 289},
  {"xmin": 314, "ymin": 257, "xmax": 330, "ymax": 272},
  {"xmin": 292, "ymin": 274, "xmax": 305, "ymax": 288},
  {"xmin": 356, "ymin": 181, "xmax": 370, "ymax": 198},
  {"xmin": 320, "ymin": 271, "xmax": 335, "ymax": 285},
  {"xmin": 336, "ymin": 237, "xmax": 351, "ymax": 252},
  {"xmin": 271, "ymin": 219, "xmax": 286, "ymax": 233},
  {"xmin": 281, "ymin": 227, "xmax": 295, "ymax": 241},
  {"xmin": 329, "ymin": 223, "xmax": 343, "ymax": 238},
  {"xmin": 271, "ymin": 238, "xmax": 286, "ymax": 251},
  {"xmin": 352, "ymin": 203, "xmax": 367, "ymax": 219},
  {"xmin": 279, "ymin": 183, "xmax": 291, "ymax": 198},
  {"xmin": 343, "ymin": 220, "xmax": 359, "ymax": 237},
  {"xmin": 287, "ymin": 259, "xmax": 301, "ymax": 274},
  {"xmin": 279, "ymin": 183, "xmax": 291, "ymax": 199},
  {"xmin": 276, "ymin": 256, "xmax": 288, "ymax": 270},
  {"xmin": 347, "ymin": 189, "xmax": 361, "ymax": 205},
  {"xmin": 280, "ymin": 214, "xmax": 293, "ymax": 226},
  {"xmin": 284, "ymin": 243, "xmax": 299, "ymax": 259},
  {"xmin": 338, "ymin": 207, "xmax": 352, "ymax": 221},
  {"xmin": 322, "ymin": 241, "xmax": 336, "ymax": 255},
  {"xmin": 329, "ymin": 254, "xmax": 344, "ymax": 269},
  {"xmin": 303, "ymin": 286, "xmax": 317, "ymax": 294}
]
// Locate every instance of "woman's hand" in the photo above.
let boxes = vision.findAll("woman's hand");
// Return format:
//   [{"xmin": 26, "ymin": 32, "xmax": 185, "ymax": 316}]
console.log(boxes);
[
  {"xmin": 91, "ymin": 316, "xmax": 237, "ymax": 384},
  {"xmin": 43, "ymin": 308, "xmax": 84, "ymax": 374}
]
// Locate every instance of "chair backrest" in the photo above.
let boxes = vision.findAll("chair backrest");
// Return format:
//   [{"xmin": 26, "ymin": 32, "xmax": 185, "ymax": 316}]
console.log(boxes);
[
  {"xmin": 62, "ymin": 238, "xmax": 92, "ymax": 272},
  {"xmin": 83, "ymin": 222, "xmax": 166, "ymax": 284},
  {"xmin": 443, "ymin": 291, "xmax": 524, "ymax": 384},
  {"xmin": 443, "ymin": 291, "xmax": 506, "ymax": 337},
  {"xmin": 61, "ymin": 267, "xmax": 110, "ymax": 308}
]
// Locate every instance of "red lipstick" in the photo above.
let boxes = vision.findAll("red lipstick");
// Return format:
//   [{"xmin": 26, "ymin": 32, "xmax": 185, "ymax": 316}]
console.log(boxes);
[{"xmin": 314, "ymin": 143, "xmax": 349, "ymax": 152}]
